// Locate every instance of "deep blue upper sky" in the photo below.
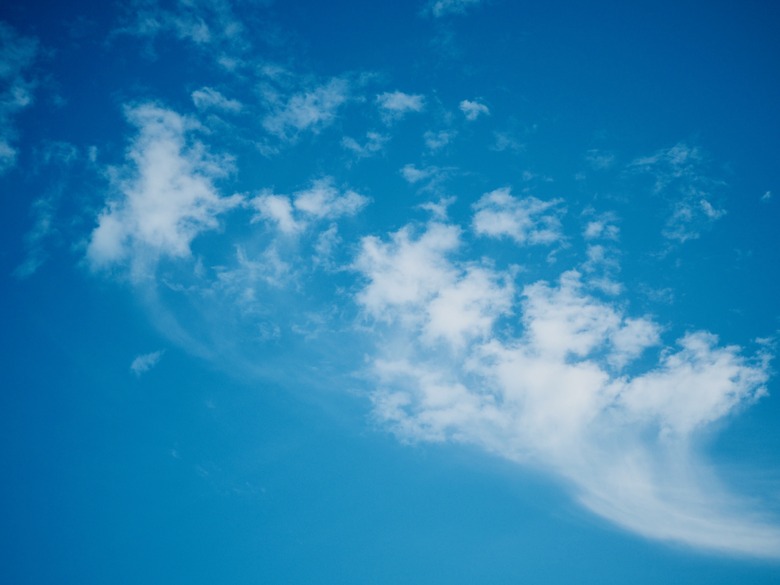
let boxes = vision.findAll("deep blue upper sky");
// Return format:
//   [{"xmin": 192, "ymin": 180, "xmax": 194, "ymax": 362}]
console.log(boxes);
[{"xmin": 2, "ymin": 1, "xmax": 780, "ymax": 583}]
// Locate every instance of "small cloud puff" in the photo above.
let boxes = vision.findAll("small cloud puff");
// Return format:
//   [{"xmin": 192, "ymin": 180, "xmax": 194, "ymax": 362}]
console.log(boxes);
[
  {"xmin": 250, "ymin": 177, "xmax": 368, "ymax": 234},
  {"xmin": 424, "ymin": 130, "xmax": 456, "ymax": 151},
  {"xmin": 459, "ymin": 99, "xmax": 489, "ymax": 121},
  {"xmin": 376, "ymin": 91, "xmax": 425, "ymax": 122},
  {"xmin": 400, "ymin": 164, "xmax": 435, "ymax": 184},
  {"xmin": 130, "ymin": 350, "xmax": 165, "ymax": 376},
  {"xmin": 472, "ymin": 187, "xmax": 565, "ymax": 245}
]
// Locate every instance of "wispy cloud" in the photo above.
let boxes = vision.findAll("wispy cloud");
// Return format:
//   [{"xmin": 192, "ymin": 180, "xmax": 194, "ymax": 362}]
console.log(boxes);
[
  {"xmin": 115, "ymin": 0, "xmax": 251, "ymax": 65},
  {"xmin": 629, "ymin": 143, "xmax": 726, "ymax": 243},
  {"xmin": 341, "ymin": 131, "xmax": 388, "ymax": 158},
  {"xmin": 0, "ymin": 21, "xmax": 39, "ymax": 175},
  {"xmin": 87, "ymin": 103, "xmax": 242, "ymax": 279},
  {"xmin": 490, "ymin": 130, "xmax": 523, "ymax": 153},
  {"xmin": 399, "ymin": 163, "xmax": 452, "ymax": 194},
  {"xmin": 262, "ymin": 77, "xmax": 350, "ymax": 142},
  {"xmin": 14, "ymin": 142, "xmax": 80, "ymax": 279},
  {"xmin": 424, "ymin": 0, "xmax": 483, "ymax": 18},
  {"xmin": 423, "ymin": 129, "xmax": 456, "ymax": 151},
  {"xmin": 191, "ymin": 86, "xmax": 242, "ymax": 112},
  {"xmin": 585, "ymin": 148, "xmax": 616, "ymax": 170},
  {"xmin": 130, "ymin": 349, "xmax": 165, "ymax": 376}
]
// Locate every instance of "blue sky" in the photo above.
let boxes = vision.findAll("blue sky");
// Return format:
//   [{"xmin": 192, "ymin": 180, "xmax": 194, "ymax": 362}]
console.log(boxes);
[{"xmin": 2, "ymin": 0, "xmax": 780, "ymax": 582}]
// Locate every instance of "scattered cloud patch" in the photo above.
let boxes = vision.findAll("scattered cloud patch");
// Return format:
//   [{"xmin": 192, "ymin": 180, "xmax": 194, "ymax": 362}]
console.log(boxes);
[
  {"xmin": 761, "ymin": 190, "xmax": 772, "ymax": 202},
  {"xmin": 472, "ymin": 187, "xmax": 565, "ymax": 246},
  {"xmin": 250, "ymin": 177, "xmax": 368, "ymax": 234},
  {"xmin": 459, "ymin": 99, "xmax": 489, "ymax": 121},
  {"xmin": 115, "ymin": 0, "xmax": 250, "ymax": 61},
  {"xmin": 400, "ymin": 163, "xmax": 435, "ymax": 184},
  {"xmin": 130, "ymin": 349, "xmax": 165, "ymax": 376},
  {"xmin": 424, "ymin": 129, "xmax": 456, "ymax": 151},
  {"xmin": 376, "ymin": 91, "xmax": 425, "ymax": 122},
  {"xmin": 87, "ymin": 103, "xmax": 242, "ymax": 278},
  {"xmin": 262, "ymin": 77, "xmax": 350, "ymax": 141},
  {"xmin": 583, "ymin": 212, "xmax": 620, "ymax": 241},
  {"xmin": 191, "ymin": 86, "xmax": 242, "ymax": 112},
  {"xmin": 341, "ymin": 131, "xmax": 388, "ymax": 158},
  {"xmin": 630, "ymin": 143, "xmax": 726, "ymax": 243}
]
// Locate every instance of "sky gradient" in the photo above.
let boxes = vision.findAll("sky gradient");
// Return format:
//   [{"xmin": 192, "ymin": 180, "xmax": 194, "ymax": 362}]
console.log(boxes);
[{"xmin": 3, "ymin": 1, "xmax": 780, "ymax": 583}]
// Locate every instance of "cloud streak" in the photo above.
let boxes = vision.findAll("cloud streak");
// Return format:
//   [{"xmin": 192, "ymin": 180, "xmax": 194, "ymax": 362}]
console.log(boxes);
[{"xmin": 130, "ymin": 349, "xmax": 165, "ymax": 375}]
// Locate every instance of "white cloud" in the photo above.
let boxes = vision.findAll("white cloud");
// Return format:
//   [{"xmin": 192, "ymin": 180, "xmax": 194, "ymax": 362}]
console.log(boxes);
[
  {"xmin": 262, "ymin": 78, "xmax": 350, "ymax": 141},
  {"xmin": 418, "ymin": 196, "xmax": 456, "ymax": 221},
  {"xmin": 191, "ymin": 86, "xmax": 242, "ymax": 112},
  {"xmin": 130, "ymin": 349, "xmax": 165, "ymax": 375},
  {"xmin": 294, "ymin": 178, "xmax": 368, "ymax": 219},
  {"xmin": 0, "ymin": 22, "xmax": 38, "ymax": 175},
  {"xmin": 761, "ymin": 190, "xmax": 772, "ymax": 202},
  {"xmin": 355, "ymin": 221, "xmax": 514, "ymax": 349},
  {"xmin": 250, "ymin": 177, "xmax": 368, "ymax": 234},
  {"xmin": 616, "ymin": 331, "xmax": 768, "ymax": 436},
  {"xmin": 376, "ymin": 91, "xmax": 425, "ymax": 122},
  {"xmin": 400, "ymin": 163, "xmax": 434, "ymax": 184},
  {"xmin": 459, "ymin": 99, "xmax": 489, "ymax": 121},
  {"xmin": 583, "ymin": 215, "xmax": 619, "ymax": 241},
  {"xmin": 426, "ymin": 0, "xmax": 483, "ymax": 18},
  {"xmin": 472, "ymin": 187, "xmax": 565, "ymax": 245},
  {"xmin": 355, "ymin": 210, "xmax": 778, "ymax": 557},
  {"xmin": 87, "ymin": 103, "xmax": 242, "ymax": 278},
  {"xmin": 250, "ymin": 191, "xmax": 300, "ymax": 234},
  {"xmin": 356, "ymin": 222, "xmax": 461, "ymax": 321}
]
